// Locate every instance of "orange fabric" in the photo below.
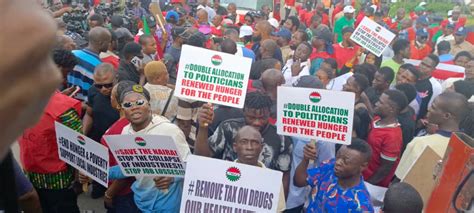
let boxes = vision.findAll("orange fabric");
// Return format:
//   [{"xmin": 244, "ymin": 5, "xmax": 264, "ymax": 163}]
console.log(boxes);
[
  {"xmin": 410, "ymin": 42, "xmax": 432, "ymax": 60},
  {"xmin": 407, "ymin": 27, "xmax": 416, "ymax": 41}
]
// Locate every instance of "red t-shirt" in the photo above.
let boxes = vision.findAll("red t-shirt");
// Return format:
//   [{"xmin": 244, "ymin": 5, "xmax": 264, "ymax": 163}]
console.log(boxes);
[
  {"xmin": 333, "ymin": 43, "xmax": 359, "ymax": 69},
  {"xmin": 410, "ymin": 42, "xmax": 432, "ymax": 60},
  {"xmin": 332, "ymin": 5, "xmax": 343, "ymax": 24},
  {"xmin": 363, "ymin": 118, "xmax": 403, "ymax": 187},
  {"xmin": 101, "ymin": 56, "xmax": 120, "ymax": 70},
  {"xmin": 285, "ymin": 0, "xmax": 296, "ymax": 7},
  {"xmin": 441, "ymin": 17, "xmax": 467, "ymax": 30},
  {"xmin": 407, "ymin": 27, "xmax": 416, "ymax": 42},
  {"xmin": 100, "ymin": 118, "xmax": 134, "ymax": 196}
]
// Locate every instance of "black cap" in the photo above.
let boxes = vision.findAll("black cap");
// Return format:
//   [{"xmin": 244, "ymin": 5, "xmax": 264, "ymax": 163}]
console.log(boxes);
[
  {"xmin": 119, "ymin": 84, "xmax": 151, "ymax": 103},
  {"xmin": 111, "ymin": 15, "xmax": 123, "ymax": 27},
  {"xmin": 146, "ymin": 15, "xmax": 157, "ymax": 27}
]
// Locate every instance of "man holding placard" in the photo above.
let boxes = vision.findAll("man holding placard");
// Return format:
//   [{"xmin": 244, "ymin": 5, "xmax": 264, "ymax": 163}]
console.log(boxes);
[
  {"xmin": 294, "ymin": 138, "xmax": 374, "ymax": 212},
  {"xmin": 106, "ymin": 84, "xmax": 191, "ymax": 212},
  {"xmin": 196, "ymin": 91, "xmax": 293, "ymax": 194}
]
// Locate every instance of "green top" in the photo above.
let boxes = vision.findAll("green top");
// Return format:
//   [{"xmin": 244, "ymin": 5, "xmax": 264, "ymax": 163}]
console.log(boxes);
[
  {"xmin": 334, "ymin": 17, "xmax": 355, "ymax": 43},
  {"xmin": 381, "ymin": 59, "xmax": 402, "ymax": 84}
]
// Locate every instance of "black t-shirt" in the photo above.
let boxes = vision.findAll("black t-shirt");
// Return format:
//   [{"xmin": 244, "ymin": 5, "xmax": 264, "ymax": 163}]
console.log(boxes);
[
  {"xmin": 364, "ymin": 87, "xmax": 382, "ymax": 106},
  {"xmin": 354, "ymin": 103, "xmax": 370, "ymax": 140},
  {"xmin": 208, "ymin": 106, "xmax": 244, "ymax": 135},
  {"xmin": 87, "ymin": 86, "xmax": 120, "ymax": 142},
  {"xmin": 415, "ymin": 78, "xmax": 434, "ymax": 120},
  {"xmin": 117, "ymin": 61, "xmax": 140, "ymax": 84},
  {"xmin": 398, "ymin": 108, "xmax": 416, "ymax": 153}
]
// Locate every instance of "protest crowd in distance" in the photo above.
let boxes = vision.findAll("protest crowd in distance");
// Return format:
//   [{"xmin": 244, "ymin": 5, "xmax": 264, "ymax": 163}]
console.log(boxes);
[{"xmin": 2, "ymin": 0, "xmax": 474, "ymax": 212}]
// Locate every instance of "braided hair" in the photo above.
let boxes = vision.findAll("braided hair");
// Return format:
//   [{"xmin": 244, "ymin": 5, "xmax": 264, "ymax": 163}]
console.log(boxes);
[
  {"xmin": 53, "ymin": 49, "xmax": 78, "ymax": 69},
  {"xmin": 244, "ymin": 91, "xmax": 273, "ymax": 112}
]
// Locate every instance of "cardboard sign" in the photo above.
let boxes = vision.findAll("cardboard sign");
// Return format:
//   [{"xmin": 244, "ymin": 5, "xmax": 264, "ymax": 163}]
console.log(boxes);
[
  {"xmin": 277, "ymin": 87, "xmax": 355, "ymax": 145},
  {"xmin": 104, "ymin": 135, "xmax": 185, "ymax": 177},
  {"xmin": 180, "ymin": 155, "xmax": 283, "ymax": 213},
  {"xmin": 55, "ymin": 122, "xmax": 109, "ymax": 187},
  {"xmin": 402, "ymin": 146, "xmax": 442, "ymax": 205},
  {"xmin": 351, "ymin": 17, "xmax": 396, "ymax": 57},
  {"xmin": 174, "ymin": 45, "xmax": 252, "ymax": 108}
]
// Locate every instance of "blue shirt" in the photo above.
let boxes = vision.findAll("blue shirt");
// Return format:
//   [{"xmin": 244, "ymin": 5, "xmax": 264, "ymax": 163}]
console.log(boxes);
[
  {"xmin": 306, "ymin": 159, "xmax": 374, "ymax": 213},
  {"xmin": 287, "ymin": 138, "xmax": 335, "ymax": 209},
  {"xmin": 438, "ymin": 54, "xmax": 454, "ymax": 63},
  {"xmin": 109, "ymin": 166, "xmax": 183, "ymax": 212},
  {"xmin": 68, "ymin": 49, "xmax": 102, "ymax": 101}
]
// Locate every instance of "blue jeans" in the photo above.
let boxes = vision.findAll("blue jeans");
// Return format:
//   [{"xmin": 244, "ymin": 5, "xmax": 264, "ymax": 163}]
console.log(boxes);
[{"xmin": 106, "ymin": 192, "xmax": 140, "ymax": 213}]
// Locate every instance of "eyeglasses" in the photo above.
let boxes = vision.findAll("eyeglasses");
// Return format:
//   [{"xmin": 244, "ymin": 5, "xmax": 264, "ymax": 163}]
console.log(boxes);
[
  {"xmin": 94, "ymin": 83, "xmax": 114, "ymax": 89},
  {"xmin": 121, "ymin": 99, "xmax": 147, "ymax": 109}
]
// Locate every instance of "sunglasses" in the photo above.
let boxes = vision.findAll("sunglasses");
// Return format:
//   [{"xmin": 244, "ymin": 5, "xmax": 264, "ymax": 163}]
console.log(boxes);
[
  {"xmin": 94, "ymin": 83, "xmax": 114, "ymax": 89},
  {"xmin": 121, "ymin": 99, "xmax": 147, "ymax": 109}
]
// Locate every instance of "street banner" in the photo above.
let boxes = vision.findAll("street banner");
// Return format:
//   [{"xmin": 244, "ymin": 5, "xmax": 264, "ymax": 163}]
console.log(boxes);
[
  {"xmin": 55, "ymin": 122, "xmax": 109, "ymax": 187},
  {"xmin": 174, "ymin": 45, "xmax": 252, "ymax": 108},
  {"xmin": 277, "ymin": 87, "xmax": 355, "ymax": 145},
  {"xmin": 104, "ymin": 135, "xmax": 185, "ymax": 177},
  {"xmin": 405, "ymin": 59, "xmax": 465, "ymax": 81},
  {"xmin": 351, "ymin": 17, "xmax": 396, "ymax": 57},
  {"xmin": 180, "ymin": 155, "xmax": 283, "ymax": 213}
]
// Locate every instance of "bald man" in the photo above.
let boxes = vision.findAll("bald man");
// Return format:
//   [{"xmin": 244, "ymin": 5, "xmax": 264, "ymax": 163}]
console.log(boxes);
[
  {"xmin": 144, "ymin": 61, "xmax": 178, "ymax": 120},
  {"xmin": 83, "ymin": 63, "xmax": 119, "ymax": 142},
  {"xmin": 261, "ymin": 68, "xmax": 285, "ymax": 102},
  {"xmin": 252, "ymin": 21, "xmax": 284, "ymax": 63},
  {"xmin": 55, "ymin": 35, "xmax": 76, "ymax": 51},
  {"xmin": 260, "ymin": 39, "xmax": 279, "ymax": 60},
  {"xmin": 69, "ymin": 27, "xmax": 111, "ymax": 101},
  {"xmin": 231, "ymin": 126, "xmax": 286, "ymax": 212},
  {"xmin": 220, "ymin": 39, "xmax": 237, "ymax": 54}
]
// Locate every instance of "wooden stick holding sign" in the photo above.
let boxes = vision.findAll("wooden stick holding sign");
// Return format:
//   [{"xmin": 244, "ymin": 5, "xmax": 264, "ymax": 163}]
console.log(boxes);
[
  {"xmin": 149, "ymin": 1, "xmax": 168, "ymax": 51},
  {"xmin": 149, "ymin": 2, "xmax": 167, "ymax": 35}
]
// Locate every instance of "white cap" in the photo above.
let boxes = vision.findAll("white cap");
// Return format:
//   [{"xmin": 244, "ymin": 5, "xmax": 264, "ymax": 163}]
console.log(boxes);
[
  {"xmin": 370, "ymin": 5, "xmax": 377, "ymax": 12},
  {"xmin": 448, "ymin": 10, "xmax": 453, "ymax": 17},
  {"xmin": 419, "ymin": 2, "xmax": 427, "ymax": 7},
  {"xmin": 239, "ymin": 25, "xmax": 253, "ymax": 38},
  {"xmin": 343, "ymin": 5, "xmax": 355, "ymax": 14},
  {"xmin": 268, "ymin": 18, "xmax": 279, "ymax": 29}
]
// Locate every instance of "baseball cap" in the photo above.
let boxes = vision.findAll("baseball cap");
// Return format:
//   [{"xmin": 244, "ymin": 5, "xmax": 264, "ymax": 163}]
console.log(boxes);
[
  {"xmin": 416, "ymin": 28, "xmax": 429, "ymax": 37},
  {"xmin": 145, "ymin": 15, "xmax": 157, "ymax": 27},
  {"xmin": 293, "ymin": 76, "xmax": 324, "ymax": 89},
  {"xmin": 448, "ymin": 10, "xmax": 453, "ymax": 17},
  {"xmin": 268, "ymin": 18, "xmax": 279, "ymax": 29},
  {"xmin": 341, "ymin": 26, "xmax": 354, "ymax": 35},
  {"xmin": 343, "ymin": 5, "xmax": 355, "ymax": 14},
  {"xmin": 419, "ymin": 2, "xmax": 427, "ymax": 7},
  {"xmin": 414, "ymin": 6, "xmax": 425, "ymax": 12},
  {"xmin": 185, "ymin": 31, "xmax": 206, "ymax": 47},
  {"xmin": 416, "ymin": 16, "xmax": 429, "ymax": 26},
  {"xmin": 171, "ymin": 26, "xmax": 187, "ymax": 38},
  {"xmin": 272, "ymin": 28, "xmax": 291, "ymax": 41},
  {"xmin": 119, "ymin": 84, "xmax": 151, "ymax": 103},
  {"xmin": 314, "ymin": 29, "xmax": 333, "ymax": 43},
  {"xmin": 239, "ymin": 25, "xmax": 253, "ymax": 38},
  {"xmin": 455, "ymin": 27, "xmax": 467, "ymax": 36}
]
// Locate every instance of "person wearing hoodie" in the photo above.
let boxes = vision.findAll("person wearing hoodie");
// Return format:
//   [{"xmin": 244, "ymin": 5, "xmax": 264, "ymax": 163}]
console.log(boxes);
[{"xmin": 107, "ymin": 84, "xmax": 191, "ymax": 212}]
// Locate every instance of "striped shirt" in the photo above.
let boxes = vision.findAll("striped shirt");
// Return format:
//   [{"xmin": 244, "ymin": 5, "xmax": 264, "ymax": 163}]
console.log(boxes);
[{"xmin": 68, "ymin": 49, "xmax": 101, "ymax": 101}]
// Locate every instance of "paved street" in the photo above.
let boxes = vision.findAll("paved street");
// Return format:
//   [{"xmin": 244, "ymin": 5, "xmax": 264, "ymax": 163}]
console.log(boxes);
[{"xmin": 11, "ymin": 143, "xmax": 106, "ymax": 213}]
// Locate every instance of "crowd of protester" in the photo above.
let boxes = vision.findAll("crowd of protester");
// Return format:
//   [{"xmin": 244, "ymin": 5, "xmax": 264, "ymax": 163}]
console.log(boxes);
[{"xmin": 2, "ymin": 0, "xmax": 474, "ymax": 212}]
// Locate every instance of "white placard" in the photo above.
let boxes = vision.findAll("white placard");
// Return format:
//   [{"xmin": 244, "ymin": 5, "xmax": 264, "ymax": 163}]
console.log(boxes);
[
  {"xmin": 180, "ymin": 155, "xmax": 283, "ymax": 212},
  {"xmin": 277, "ymin": 87, "xmax": 355, "ymax": 145},
  {"xmin": 55, "ymin": 122, "xmax": 109, "ymax": 187},
  {"xmin": 104, "ymin": 134, "xmax": 185, "ymax": 177},
  {"xmin": 351, "ymin": 17, "xmax": 396, "ymax": 57},
  {"xmin": 174, "ymin": 45, "xmax": 252, "ymax": 108}
]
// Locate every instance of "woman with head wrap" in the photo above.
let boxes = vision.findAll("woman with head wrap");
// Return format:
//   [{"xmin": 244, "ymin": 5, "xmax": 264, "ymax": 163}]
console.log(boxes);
[{"xmin": 107, "ymin": 84, "xmax": 191, "ymax": 212}]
